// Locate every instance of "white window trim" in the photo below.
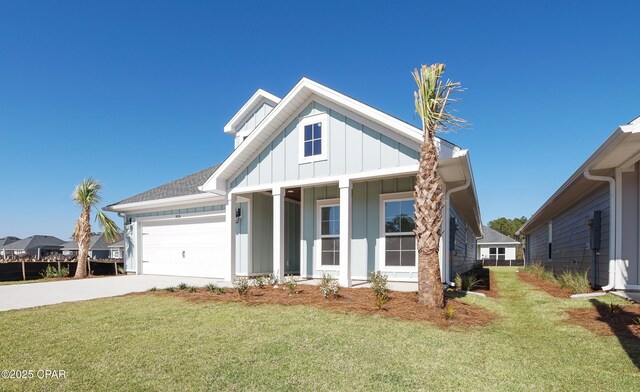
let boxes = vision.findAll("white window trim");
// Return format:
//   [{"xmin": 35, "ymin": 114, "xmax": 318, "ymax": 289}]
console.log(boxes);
[
  {"xmin": 378, "ymin": 192, "xmax": 418, "ymax": 272},
  {"xmin": 315, "ymin": 198, "xmax": 340, "ymax": 271},
  {"xmin": 298, "ymin": 113, "xmax": 329, "ymax": 164}
]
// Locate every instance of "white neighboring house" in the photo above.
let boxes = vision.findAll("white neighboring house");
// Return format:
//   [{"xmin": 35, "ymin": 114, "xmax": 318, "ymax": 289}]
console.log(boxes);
[
  {"xmin": 108, "ymin": 240, "xmax": 124, "ymax": 259},
  {"xmin": 105, "ymin": 78, "xmax": 483, "ymax": 287},
  {"xmin": 476, "ymin": 226, "xmax": 521, "ymax": 261}
]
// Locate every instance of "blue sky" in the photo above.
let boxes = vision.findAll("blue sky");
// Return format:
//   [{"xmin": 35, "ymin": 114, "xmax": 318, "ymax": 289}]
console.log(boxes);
[{"xmin": 1, "ymin": 1, "xmax": 639, "ymax": 240}]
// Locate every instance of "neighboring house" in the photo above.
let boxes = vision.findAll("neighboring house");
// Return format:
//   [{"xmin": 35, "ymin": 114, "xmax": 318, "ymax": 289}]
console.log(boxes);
[
  {"xmin": 477, "ymin": 226, "xmax": 521, "ymax": 261},
  {"xmin": 517, "ymin": 116, "xmax": 640, "ymax": 292},
  {"xmin": 1, "ymin": 236, "xmax": 20, "ymax": 258},
  {"xmin": 3, "ymin": 235, "xmax": 65, "ymax": 259},
  {"xmin": 61, "ymin": 233, "xmax": 113, "ymax": 259},
  {"xmin": 106, "ymin": 78, "xmax": 483, "ymax": 287},
  {"xmin": 108, "ymin": 240, "xmax": 125, "ymax": 259}
]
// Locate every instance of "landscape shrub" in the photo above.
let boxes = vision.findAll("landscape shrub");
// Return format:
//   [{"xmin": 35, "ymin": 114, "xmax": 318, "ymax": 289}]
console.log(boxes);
[
  {"xmin": 454, "ymin": 270, "xmax": 483, "ymax": 291},
  {"xmin": 204, "ymin": 283, "xmax": 225, "ymax": 294},
  {"xmin": 254, "ymin": 275, "xmax": 268, "ymax": 289},
  {"xmin": 283, "ymin": 276, "xmax": 298, "ymax": 295},
  {"xmin": 40, "ymin": 265, "xmax": 70, "ymax": 279},
  {"xmin": 368, "ymin": 271, "xmax": 389, "ymax": 309},
  {"xmin": 177, "ymin": 282, "xmax": 189, "ymax": 290},
  {"xmin": 607, "ymin": 303, "xmax": 624, "ymax": 317},
  {"xmin": 557, "ymin": 270, "xmax": 591, "ymax": 294},
  {"xmin": 165, "ymin": 287, "xmax": 176, "ymax": 292},
  {"xmin": 443, "ymin": 304, "xmax": 456, "ymax": 320},
  {"xmin": 233, "ymin": 277, "xmax": 251, "ymax": 295},
  {"xmin": 319, "ymin": 273, "xmax": 340, "ymax": 299},
  {"xmin": 148, "ymin": 287, "xmax": 157, "ymax": 292}
]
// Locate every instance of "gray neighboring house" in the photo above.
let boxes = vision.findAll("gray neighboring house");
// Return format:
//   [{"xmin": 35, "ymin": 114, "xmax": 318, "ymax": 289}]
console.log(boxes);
[
  {"xmin": 518, "ymin": 116, "xmax": 640, "ymax": 292},
  {"xmin": 476, "ymin": 226, "xmax": 521, "ymax": 261},
  {"xmin": 108, "ymin": 240, "xmax": 125, "ymax": 259},
  {"xmin": 61, "ymin": 233, "xmax": 113, "ymax": 259},
  {"xmin": 4, "ymin": 235, "xmax": 65, "ymax": 259},
  {"xmin": 1, "ymin": 236, "xmax": 21, "ymax": 258}
]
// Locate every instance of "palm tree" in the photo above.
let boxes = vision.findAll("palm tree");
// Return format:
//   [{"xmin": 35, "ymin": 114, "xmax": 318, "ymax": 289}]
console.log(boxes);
[
  {"xmin": 412, "ymin": 64, "xmax": 465, "ymax": 308},
  {"xmin": 72, "ymin": 178, "xmax": 121, "ymax": 278}
]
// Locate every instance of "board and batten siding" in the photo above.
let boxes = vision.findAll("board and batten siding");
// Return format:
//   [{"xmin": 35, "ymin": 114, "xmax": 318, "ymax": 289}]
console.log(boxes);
[
  {"xmin": 526, "ymin": 184, "xmax": 610, "ymax": 286},
  {"xmin": 449, "ymin": 202, "xmax": 478, "ymax": 279},
  {"xmin": 230, "ymin": 101, "xmax": 420, "ymax": 188},
  {"xmin": 621, "ymin": 163, "xmax": 640, "ymax": 286},
  {"xmin": 235, "ymin": 102, "xmax": 275, "ymax": 147}
]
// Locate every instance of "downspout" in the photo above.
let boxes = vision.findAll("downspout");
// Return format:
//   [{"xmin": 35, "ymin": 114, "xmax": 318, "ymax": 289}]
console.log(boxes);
[
  {"xmin": 583, "ymin": 169, "xmax": 616, "ymax": 291},
  {"xmin": 443, "ymin": 178, "xmax": 471, "ymax": 286}
]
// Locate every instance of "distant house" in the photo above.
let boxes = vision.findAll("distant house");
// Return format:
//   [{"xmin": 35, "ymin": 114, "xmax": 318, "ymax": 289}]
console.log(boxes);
[
  {"xmin": 4, "ymin": 235, "xmax": 65, "ymax": 259},
  {"xmin": 108, "ymin": 240, "xmax": 124, "ymax": 259},
  {"xmin": 477, "ymin": 226, "xmax": 521, "ymax": 261},
  {"xmin": 61, "ymin": 233, "xmax": 118, "ymax": 259},
  {"xmin": 1, "ymin": 236, "xmax": 21, "ymax": 258}
]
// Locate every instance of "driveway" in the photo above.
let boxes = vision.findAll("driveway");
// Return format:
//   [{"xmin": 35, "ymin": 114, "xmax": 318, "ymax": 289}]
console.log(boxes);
[{"xmin": 0, "ymin": 275, "xmax": 232, "ymax": 312}]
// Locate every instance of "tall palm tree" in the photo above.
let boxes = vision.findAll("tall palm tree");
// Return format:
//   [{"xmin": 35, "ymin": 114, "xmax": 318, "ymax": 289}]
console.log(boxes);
[
  {"xmin": 72, "ymin": 178, "xmax": 120, "ymax": 279},
  {"xmin": 412, "ymin": 64, "xmax": 465, "ymax": 308}
]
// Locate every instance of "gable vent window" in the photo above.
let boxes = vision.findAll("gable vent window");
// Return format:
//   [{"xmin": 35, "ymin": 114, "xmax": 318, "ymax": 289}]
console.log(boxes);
[{"xmin": 299, "ymin": 114, "xmax": 328, "ymax": 163}]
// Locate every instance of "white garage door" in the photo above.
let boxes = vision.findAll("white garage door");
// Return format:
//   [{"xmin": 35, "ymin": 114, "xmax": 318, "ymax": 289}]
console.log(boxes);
[{"xmin": 141, "ymin": 215, "xmax": 227, "ymax": 278}]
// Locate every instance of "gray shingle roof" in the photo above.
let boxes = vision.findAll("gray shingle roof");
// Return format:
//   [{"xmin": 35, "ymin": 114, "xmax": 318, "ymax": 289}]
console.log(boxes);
[
  {"xmin": 108, "ymin": 240, "xmax": 124, "ymax": 248},
  {"xmin": 61, "ymin": 233, "xmax": 116, "ymax": 251},
  {"xmin": 5, "ymin": 235, "xmax": 65, "ymax": 251},
  {"xmin": 0, "ymin": 236, "xmax": 20, "ymax": 247},
  {"xmin": 108, "ymin": 164, "xmax": 221, "ymax": 206},
  {"xmin": 478, "ymin": 226, "xmax": 521, "ymax": 245}
]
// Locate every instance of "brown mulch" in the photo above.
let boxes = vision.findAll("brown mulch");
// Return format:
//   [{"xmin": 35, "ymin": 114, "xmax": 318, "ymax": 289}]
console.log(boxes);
[
  {"xmin": 567, "ymin": 303, "xmax": 640, "ymax": 338},
  {"xmin": 147, "ymin": 285, "xmax": 495, "ymax": 329},
  {"xmin": 517, "ymin": 271, "xmax": 574, "ymax": 298}
]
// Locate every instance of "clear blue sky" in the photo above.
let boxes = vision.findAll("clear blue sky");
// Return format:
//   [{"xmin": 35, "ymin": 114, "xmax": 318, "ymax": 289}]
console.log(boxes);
[{"xmin": 1, "ymin": 1, "xmax": 639, "ymax": 240}]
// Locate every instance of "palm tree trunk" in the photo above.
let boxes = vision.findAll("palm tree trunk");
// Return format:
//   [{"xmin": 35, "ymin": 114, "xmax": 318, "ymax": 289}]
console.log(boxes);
[
  {"xmin": 414, "ymin": 131, "xmax": 445, "ymax": 308},
  {"xmin": 74, "ymin": 206, "xmax": 91, "ymax": 279}
]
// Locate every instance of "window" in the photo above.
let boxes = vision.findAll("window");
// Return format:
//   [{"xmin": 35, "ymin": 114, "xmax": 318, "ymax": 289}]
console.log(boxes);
[
  {"xmin": 299, "ymin": 114, "xmax": 328, "ymax": 163},
  {"xmin": 383, "ymin": 199, "xmax": 416, "ymax": 267},
  {"xmin": 489, "ymin": 247, "xmax": 505, "ymax": 260},
  {"xmin": 303, "ymin": 123, "xmax": 322, "ymax": 157},
  {"xmin": 320, "ymin": 205, "xmax": 340, "ymax": 266}
]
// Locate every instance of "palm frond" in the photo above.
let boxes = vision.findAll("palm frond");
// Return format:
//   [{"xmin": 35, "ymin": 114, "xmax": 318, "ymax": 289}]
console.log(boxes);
[
  {"xmin": 95, "ymin": 211, "xmax": 121, "ymax": 243},
  {"xmin": 72, "ymin": 177, "xmax": 103, "ymax": 208},
  {"xmin": 412, "ymin": 64, "xmax": 466, "ymax": 135}
]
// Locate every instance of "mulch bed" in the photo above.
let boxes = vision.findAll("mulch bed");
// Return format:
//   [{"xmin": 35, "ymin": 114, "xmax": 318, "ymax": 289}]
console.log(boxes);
[
  {"xmin": 567, "ymin": 304, "xmax": 640, "ymax": 338},
  {"xmin": 148, "ymin": 285, "xmax": 495, "ymax": 329},
  {"xmin": 517, "ymin": 271, "xmax": 574, "ymax": 298}
]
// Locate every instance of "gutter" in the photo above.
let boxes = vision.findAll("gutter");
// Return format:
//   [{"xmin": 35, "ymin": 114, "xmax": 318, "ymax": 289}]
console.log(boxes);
[
  {"xmin": 583, "ymin": 169, "xmax": 616, "ymax": 291},
  {"xmin": 443, "ymin": 177, "xmax": 471, "ymax": 286}
]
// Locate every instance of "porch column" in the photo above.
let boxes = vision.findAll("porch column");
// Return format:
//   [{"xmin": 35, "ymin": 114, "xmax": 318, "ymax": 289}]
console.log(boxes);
[
  {"xmin": 273, "ymin": 186, "xmax": 285, "ymax": 280},
  {"xmin": 339, "ymin": 178, "xmax": 352, "ymax": 287},
  {"xmin": 226, "ymin": 193, "xmax": 237, "ymax": 282}
]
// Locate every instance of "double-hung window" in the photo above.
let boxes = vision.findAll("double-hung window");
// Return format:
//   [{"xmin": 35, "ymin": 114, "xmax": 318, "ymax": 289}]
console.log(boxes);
[
  {"xmin": 489, "ymin": 247, "xmax": 505, "ymax": 260},
  {"xmin": 383, "ymin": 198, "xmax": 416, "ymax": 267},
  {"xmin": 299, "ymin": 114, "xmax": 328, "ymax": 163},
  {"xmin": 320, "ymin": 205, "xmax": 340, "ymax": 266}
]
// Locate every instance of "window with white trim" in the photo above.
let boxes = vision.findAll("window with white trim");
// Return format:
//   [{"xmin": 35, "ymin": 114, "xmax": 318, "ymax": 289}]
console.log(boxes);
[
  {"xmin": 383, "ymin": 199, "xmax": 416, "ymax": 267},
  {"xmin": 299, "ymin": 114, "xmax": 328, "ymax": 163},
  {"xmin": 320, "ymin": 205, "xmax": 340, "ymax": 266}
]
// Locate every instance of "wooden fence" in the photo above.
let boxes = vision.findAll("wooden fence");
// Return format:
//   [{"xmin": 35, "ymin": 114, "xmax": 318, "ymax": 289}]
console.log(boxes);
[
  {"xmin": 480, "ymin": 259, "xmax": 525, "ymax": 267},
  {"xmin": 0, "ymin": 261, "xmax": 124, "ymax": 282}
]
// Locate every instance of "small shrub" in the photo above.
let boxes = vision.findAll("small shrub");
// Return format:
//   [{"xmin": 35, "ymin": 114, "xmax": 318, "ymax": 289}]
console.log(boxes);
[
  {"xmin": 205, "ymin": 283, "xmax": 225, "ymax": 294},
  {"xmin": 148, "ymin": 287, "xmax": 157, "ymax": 292},
  {"xmin": 233, "ymin": 277, "xmax": 251, "ymax": 295},
  {"xmin": 176, "ymin": 282, "xmax": 189, "ymax": 290},
  {"xmin": 319, "ymin": 273, "xmax": 340, "ymax": 299},
  {"xmin": 607, "ymin": 303, "xmax": 624, "ymax": 317},
  {"xmin": 557, "ymin": 270, "xmax": 591, "ymax": 294},
  {"xmin": 443, "ymin": 305, "xmax": 456, "ymax": 320},
  {"xmin": 254, "ymin": 275, "xmax": 268, "ymax": 289},
  {"xmin": 40, "ymin": 265, "xmax": 70, "ymax": 279},
  {"xmin": 454, "ymin": 271, "xmax": 483, "ymax": 291},
  {"xmin": 283, "ymin": 276, "xmax": 299, "ymax": 295},
  {"xmin": 186, "ymin": 285, "xmax": 197, "ymax": 293},
  {"xmin": 368, "ymin": 271, "xmax": 389, "ymax": 309},
  {"xmin": 165, "ymin": 287, "xmax": 176, "ymax": 292},
  {"xmin": 266, "ymin": 273, "xmax": 279, "ymax": 286}
]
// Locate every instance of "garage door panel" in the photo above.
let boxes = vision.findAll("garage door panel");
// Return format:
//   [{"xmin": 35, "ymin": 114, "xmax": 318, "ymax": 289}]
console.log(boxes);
[{"xmin": 140, "ymin": 215, "xmax": 227, "ymax": 278}]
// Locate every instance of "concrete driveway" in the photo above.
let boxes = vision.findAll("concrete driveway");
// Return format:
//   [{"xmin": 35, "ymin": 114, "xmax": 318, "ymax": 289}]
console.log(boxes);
[{"xmin": 0, "ymin": 275, "xmax": 232, "ymax": 312}]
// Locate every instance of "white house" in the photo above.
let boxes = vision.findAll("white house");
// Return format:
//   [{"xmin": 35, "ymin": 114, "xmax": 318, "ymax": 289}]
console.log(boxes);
[
  {"xmin": 61, "ymin": 233, "xmax": 112, "ymax": 259},
  {"xmin": 476, "ymin": 226, "xmax": 521, "ymax": 261},
  {"xmin": 105, "ymin": 78, "xmax": 483, "ymax": 287},
  {"xmin": 518, "ymin": 116, "xmax": 640, "ymax": 292}
]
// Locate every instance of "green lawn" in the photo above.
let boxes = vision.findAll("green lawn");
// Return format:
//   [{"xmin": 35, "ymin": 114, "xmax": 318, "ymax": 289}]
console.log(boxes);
[{"xmin": 0, "ymin": 268, "xmax": 638, "ymax": 391}]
